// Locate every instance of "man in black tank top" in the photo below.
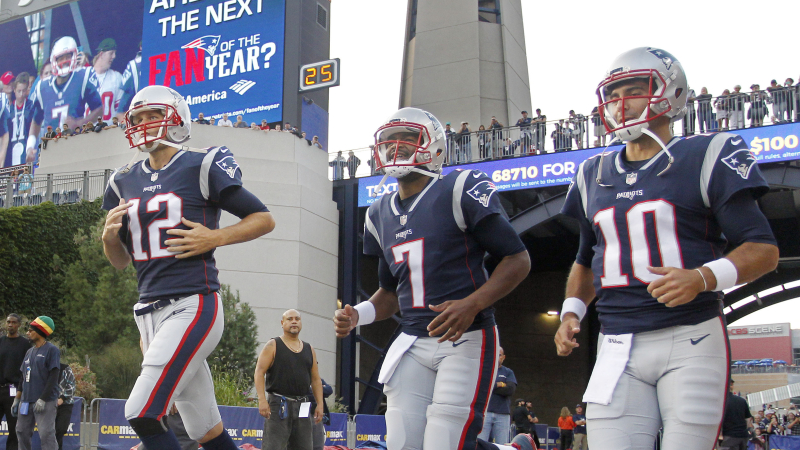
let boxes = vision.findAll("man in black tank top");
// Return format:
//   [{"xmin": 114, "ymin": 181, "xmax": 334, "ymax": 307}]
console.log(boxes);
[{"xmin": 254, "ymin": 310, "xmax": 323, "ymax": 450}]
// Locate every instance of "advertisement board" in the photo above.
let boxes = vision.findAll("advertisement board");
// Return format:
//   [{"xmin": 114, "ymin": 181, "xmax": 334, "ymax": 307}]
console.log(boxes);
[
  {"xmin": 142, "ymin": 0, "xmax": 285, "ymax": 124},
  {"xmin": 357, "ymin": 121, "xmax": 800, "ymax": 207}
]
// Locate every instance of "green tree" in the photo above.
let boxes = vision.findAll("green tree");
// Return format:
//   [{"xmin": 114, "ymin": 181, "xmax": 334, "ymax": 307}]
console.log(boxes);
[
  {"xmin": 56, "ymin": 218, "xmax": 140, "ymax": 355},
  {"xmin": 209, "ymin": 285, "xmax": 259, "ymax": 382}
]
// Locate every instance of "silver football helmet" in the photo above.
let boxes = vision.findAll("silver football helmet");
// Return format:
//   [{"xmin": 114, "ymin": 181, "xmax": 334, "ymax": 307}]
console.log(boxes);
[
  {"xmin": 50, "ymin": 37, "xmax": 78, "ymax": 78},
  {"xmin": 373, "ymin": 107, "xmax": 447, "ymax": 179},
  {"xmin": 597, "ymin": 47, "xmax": 688, "ymax": 142},
  {"xmin": 124, "ymin": 85, "xmax": 191, "ymax": 152},
  {"xmin": 511, "ymin": 433, "xmax": 538, "ymax": 450}
]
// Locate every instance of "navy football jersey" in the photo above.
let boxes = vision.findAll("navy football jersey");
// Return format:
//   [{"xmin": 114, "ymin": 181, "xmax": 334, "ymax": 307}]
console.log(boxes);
[
  {"xmin": 5, "ymin": 99, "xmax": 37, "ymax": 167},
  {"xmin": 117, "ymin": 58, "xmax": 141, "ymax": 115},
  {"xmin": 32, "ymin": 68, "xmax": 102, "ymax": 131},
  {"xmin": 102, "ymin": 147, "xmax": 245, "ymax": 301},
  {"xmin": 562, "ymin": 133, "xmax": 772, "ymax": 334},
  {"xmin": 363, "ymin": 170, "xmax": 508, "ymax": 336}
]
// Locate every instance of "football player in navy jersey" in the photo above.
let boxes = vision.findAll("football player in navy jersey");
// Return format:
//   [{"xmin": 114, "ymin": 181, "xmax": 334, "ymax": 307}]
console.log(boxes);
[
  {"xmin": 101, "ymin": 85, "xmax": 274, "ymax": 450},
  {"xmin": 333, "ymin": 108, "xmax": 530, "ymax": 450},
  {"xmin": 29, "ymin": 36, "xmax": 103, "ymax": 154},
  {"xmin": 5, "ymin": 73, "xmax": 38, "ymax": 165},
  {"xmin": 555, "ymin": 47, "xmax": 779, "ymax": 450}
]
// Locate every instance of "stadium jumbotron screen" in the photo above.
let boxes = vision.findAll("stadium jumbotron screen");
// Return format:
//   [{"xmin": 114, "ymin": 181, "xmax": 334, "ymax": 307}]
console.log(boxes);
[{"xmin": 0, "ymin": 0, "xmax": 285, "ymax": 169}]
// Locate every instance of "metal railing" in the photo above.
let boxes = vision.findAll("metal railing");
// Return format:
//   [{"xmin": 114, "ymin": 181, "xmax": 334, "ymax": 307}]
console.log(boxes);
[
  {"xmin": 0, "ymin": 167, "xmax": 110, "ymax": 208},
  {"xmin": 329, "ymin": 87, "xmax": 800, "ymax": 181}
]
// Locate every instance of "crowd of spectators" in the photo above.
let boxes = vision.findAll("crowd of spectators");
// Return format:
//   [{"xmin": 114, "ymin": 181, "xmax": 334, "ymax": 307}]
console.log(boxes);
[
  {"xmin": 747, "ymin": 404, "xmax": 800, "ymax": 448},
  {"xmin": 193, "ymin": 113, "xmax": 325, "ymax": 152}
]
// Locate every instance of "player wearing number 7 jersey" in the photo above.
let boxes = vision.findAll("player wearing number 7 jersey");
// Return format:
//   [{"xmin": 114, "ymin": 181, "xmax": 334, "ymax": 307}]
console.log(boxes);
[
  {"xmin": 333, "ymin": 107, "xmax": 530, "ymax": 450},
  {"xmin": 101, "ymin": 85, "xmax": 274, "ymax": 450},
  {"xmin": 556, "ymin": 47, "xmax": 779, "ymax": 450}
]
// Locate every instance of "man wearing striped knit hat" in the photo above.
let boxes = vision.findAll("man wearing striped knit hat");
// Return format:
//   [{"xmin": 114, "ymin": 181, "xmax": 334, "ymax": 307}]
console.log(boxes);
[{"xmin": 13, "ymin": 316, "xmax": 60, "ymax": 450}]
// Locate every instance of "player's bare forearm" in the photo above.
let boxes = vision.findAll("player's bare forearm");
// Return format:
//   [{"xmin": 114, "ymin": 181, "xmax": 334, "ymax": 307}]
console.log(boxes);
[
  {"xmin": 720, "ymin": 242, "xmax": 779, "ymax": 287},
  {"xmin": 428, "ymin": 250, "xmax": 530, "ymax": 342},
  {"xmin": 28, "ymin": 123, "xmax": 41, "ymax": 144},
  {"xmin": 0, "ymin": 133, "xmax": 7, "ymax": 168},
  {"xmin": 103, "ymin": 237, "xmax": 131, "ymax": 270},
  {"xmin": 565, "ymin": 262, "xmax": 596, "ymax": 305}
]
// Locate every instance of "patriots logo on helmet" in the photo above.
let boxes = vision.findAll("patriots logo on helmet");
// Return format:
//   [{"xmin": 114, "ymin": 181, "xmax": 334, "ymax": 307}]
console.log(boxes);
[
  {"xmin": 216, "ymin": 156, "xmax": 240, "ymax": 178},
  {"xmin": 721, "ymin": 150, "xmax": 757, "ymax": 180},
  {"xmin": 466, "ymin": 180, "xmax": 497, "ymax": 207},
  {"xmin": 647, "ymin": 48, "xmax": 678, "ymax": 71},
  {"xmin": 423, "ymin": 111, "xmax": 440, "ymax": 131}
]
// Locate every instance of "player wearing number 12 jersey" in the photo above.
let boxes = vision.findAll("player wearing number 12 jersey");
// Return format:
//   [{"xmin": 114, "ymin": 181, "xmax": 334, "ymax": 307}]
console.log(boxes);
[
  {"xmin": 101, "ymin": 85, "xmax": 274, "ymax": 450},
  {"xmin": 556, "ymin": 47, "xmax": 779, "ymax": 450},
  {"xmin": 333, "ymin": 108, "xmax": 530, "ymax": 450}
]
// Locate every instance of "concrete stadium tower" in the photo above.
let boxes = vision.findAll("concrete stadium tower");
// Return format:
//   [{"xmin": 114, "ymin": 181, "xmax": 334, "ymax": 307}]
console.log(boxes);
[{"xmin": 399, "ymin": 0, "xmax": 531, "ymax": 138}]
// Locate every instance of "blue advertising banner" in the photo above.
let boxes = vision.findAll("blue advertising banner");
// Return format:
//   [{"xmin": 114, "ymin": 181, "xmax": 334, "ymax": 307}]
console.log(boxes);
[
  {"xmin": 357, "ymin": 121, "xmax": 800, "ymax": 207},
  {"xmin": 142, "ymin": 0, "xmax": 286, "ymax": 124},
  {"xmin": 354, "ymin": 414, "xmax": 387, "ymax": 447},
  {"xmin": 533, "ymin": 424, "xmax": 549, "ymax": 449},
  {"xmin": 769, "ymin": 435, "xmax": 800, "ymax": 449},
  {"xmin": 0, "ymin": 398, "xmax": 82, "ymax": 450},
  {"xmin": 546, "ymin": 427, "xmax": 561, "ymax": 450},
  {"xmin": 325, "ymin": 412, "xmax": 348, "ymax": 446},
  {"xmin": 218, "ymin": 405, "xmax": 264, "ymax": 447}
]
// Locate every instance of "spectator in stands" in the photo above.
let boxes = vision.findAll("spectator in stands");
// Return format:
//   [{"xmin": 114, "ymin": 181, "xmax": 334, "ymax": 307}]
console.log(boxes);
[
  {"xmin": 533, "ymin": 109, "xmax": 547, "ymax": 151},
  {"xmin": 569, "ymin": 110, "xmax": 586, "ymax": 149},
  {"xmin": 42, "ymin": 126, "xmax": 57, "ymax": 149},
  {"xmin": 516, "ymin": 110, "xmax": 533, "ymax": 153},
  {"xmin": 311, "ymin": 136, "xmax": 322, "ymax": 150},
  {"xmin": 234, "ymin": 115, "xmax": 248, "ymax": 128},
  {"xmin": 490, "ymin": 116, "xmax": 504, "ymax": 157},
  {"xmin": 217, "ymin": 113, "xmax": 233, "ymax": 127},
  {"xmin": 552, "ymin": 120, "xmax": 571, "ymax": 152},
  {"xmin": 683, "ymin": 87, "xmax": 697, "ymax": 135},
  {"xmin": 346, "ymin": 151, "xmax": 361, "ymax": 179},
  {"xmin": 503, "ymin": 138, "xmax": 518, "ymax": 157},
  {"xmin": 751, "ymin": 427, "xmax": 766, "ymax": 450},
  {"xmin": 273, "ymin": 124, "xmax": 281, "ymax": 132},
  {"xmin": 284, "ymin": 123, "xmax": 294, "ymax": 132},
  {"xmin": 444, "ymin": 122, "xmax": 457, "ymax": 164},
  {"xmin": 18, "ymin": 166, "xmax": 32, "ymax": 195},
  {"xmin": 195, "ymin": 113, "xmax": 210, "ymax": 125},
  {"xmin": 591, "ymin": 106, "xmax": 605, "ymax": 147},
  {"xmin": 767, "ymin": 80, "xmax": 785, "ymax": 123},
  {"xmin": 209, "ymin": 118, "xmax": 215, "ymax": 126},
  {"xmin": 458, "ymin": 121, "xmax": 472, "ymax": 163},
  {"xmin": 786, "ymin": 412, "xmax": 800, "ymax": 435},
  {"xmin": 696, "ymin": 87, "xmax": 714, "ymax": 133},
  {"xmin": 729, "ymin": 85, "xmax": 747, "ymax": 130},
  {"xmin": 557, "ymin": 406, "xmax": 575, "ymax": 450},
  {"xmin": 108, "ymin": 117, "xmax": 120, "ymax": 130},
  {"xmin": 786, "ymin": 78, "xmax": 797, "ymax": 122},
  {"xmin": 329, "ymin": 151, "xmax": 346, "ymax": 180},
  {"xmin": 94, "ymin": 116, "xmax": 107, "ymax": 133},
  {"xmin": 54, "ymin": 127, "xmax": 63, "ymax": 140},
  {"xmin": 749, "ymin": 84, "xmax": 768, "ymax": 127},
  {"xmin": 477, "ymin": 125, "xmax": 490, "ymax": 159},
  {"xmin": 720, "ymin": 380, "xmax": 752, "ymax": 450},
  {"xmin": 73, "ymin": 126, "xmax": 81, "ymax": 136},
  {"xmin": 82, "ymin": 122, "xmax": 92, "ymax": 134},
  {"xmin": 766, "ymin": 413, "xmax": 783, "ymax": 436},
  {"xmin": 260, "ymin": 120, "xmax": 269, "ymax": 130},
  {"xmin": 250, "ymin": 122, "xmax": 259, "ymax": 130},
  {"xmin": 715, "ymin": 89, "xmax": 731, "ymax": 130}
]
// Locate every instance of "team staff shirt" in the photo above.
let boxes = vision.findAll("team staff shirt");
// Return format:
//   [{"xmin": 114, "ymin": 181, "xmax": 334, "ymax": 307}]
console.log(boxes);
[
  {"xmin": 562, "ymin": 133, "xmax": 774, "ymax": 335},
  {"xmin": 363, "ymin": 169, "xmax": 523, "ymax": 336},
  {"xmin": 32, "ymin": 68, "xmax": 102, "ymax": 132},
  {"xmin": 102, "ymin": 147, "xmax": 250, "ymax": 301},
  {"xmin": 19, "ymin": 341, "xmax": 60, "ymax": 403}
]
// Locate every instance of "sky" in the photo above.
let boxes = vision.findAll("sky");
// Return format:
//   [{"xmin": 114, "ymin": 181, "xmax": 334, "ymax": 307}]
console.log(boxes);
[
  {"xmin": 326, "ymin": 0, "xmax": 800, "ymax": 328},
  {"xmin": 328, "ymin": 0, "xmax": 800, "ymax": 154}
]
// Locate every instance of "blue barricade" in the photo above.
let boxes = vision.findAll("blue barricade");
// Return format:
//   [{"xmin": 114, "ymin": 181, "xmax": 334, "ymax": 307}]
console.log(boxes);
[
  {"xmin": 769, "ymin": 435, "xmax": 800, "ymax": 450},
  {"xmin": 533, "ymin": 424, "xmax": 549, "ymax": 449},
  {"xmin": 0, "ymin": 398, "xmax": 82, "ymax": 450},
  {"xmin": 325, "ymin": 412, "xmax": 348, "ymax": 446},
  {"xmin": 218, "ymin": 405, "xmax": 264, "ymax": 448},
  {"xmin": 546, "ymin": 427, "xmax": 560, "ymax": 450},
  {"xmin": 354, "ymin": 414, "xmax": 387, "ymax": 447}
]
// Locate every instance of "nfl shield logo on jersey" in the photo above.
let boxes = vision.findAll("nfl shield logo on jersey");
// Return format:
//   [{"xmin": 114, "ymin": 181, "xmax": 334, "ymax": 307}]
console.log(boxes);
[
  {"xmin": 151, "ymin": 173, "xmax": 158, "ymax": 182},
  {"xmin": 626, "ymin": 172, "xmax": 637, "ymax": 185},
  {"xmin": 400, "ymin": 215, "xmax": 407, "ymax": 226}
]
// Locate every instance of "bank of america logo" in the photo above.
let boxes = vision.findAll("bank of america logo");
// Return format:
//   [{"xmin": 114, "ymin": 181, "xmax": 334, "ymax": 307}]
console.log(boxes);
[{"xmin": 230, "ymin": 80, "xmax": 256, "ymax": 95}]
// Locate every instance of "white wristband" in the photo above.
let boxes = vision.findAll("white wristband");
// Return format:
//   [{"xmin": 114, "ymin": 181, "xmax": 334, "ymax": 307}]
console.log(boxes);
[
  {"xmin": 561, "ymin": 297, "xmax": 587, "ymax": 322},
  {"xmin": 27, "ymin": 135, "xmax": 37, "ymax": 151},
  {"xmin": 703, "ymin": 258, "xmax": 738, "ymax": 292},
  {"xmin": 353, "ymin": 301, "xmax": 376, "ymax": 326}
]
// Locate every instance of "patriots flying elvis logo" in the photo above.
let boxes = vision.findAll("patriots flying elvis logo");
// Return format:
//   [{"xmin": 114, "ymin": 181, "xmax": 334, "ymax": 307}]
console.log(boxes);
[
  {"xmin": 216, "ymin": 156, "xmax": 240, "ymax": 178},
  {"xmin": 721, "ymin": 149, "xmax": 757, "ymax": 179},
  {"xmin": 182, "ymin": 35, "xmax": 221, "ymax": 56},
  {"xmin": 647, "ymin": 48, "xmax": 678, "ymax": 71},
  {"xmin": 467, "ymin": 180, "xmax": 497, "ymax": 207}
]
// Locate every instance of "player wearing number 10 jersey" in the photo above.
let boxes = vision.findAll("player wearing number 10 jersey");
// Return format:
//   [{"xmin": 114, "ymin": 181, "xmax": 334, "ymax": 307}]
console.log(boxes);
[
  {"xmin": 333, "ymin": 108, "xmax": 530, "ymax": 450},
  {"xmin": 101, "ymin": 85, "xmax": 274, "ymax": 450},
  {"xmin": 556, "ymin": 47, "xmax": 779, "ymax": 450}
]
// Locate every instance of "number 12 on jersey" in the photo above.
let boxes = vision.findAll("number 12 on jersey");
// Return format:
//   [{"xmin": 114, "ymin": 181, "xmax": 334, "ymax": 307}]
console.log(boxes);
[
  {"xmin": 392, "ymin": 238, "xmax": 426, "ymax": 308},
  {"xmin": 127, "ymin": 193, "xmax": 183, "ymax": 261}
]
